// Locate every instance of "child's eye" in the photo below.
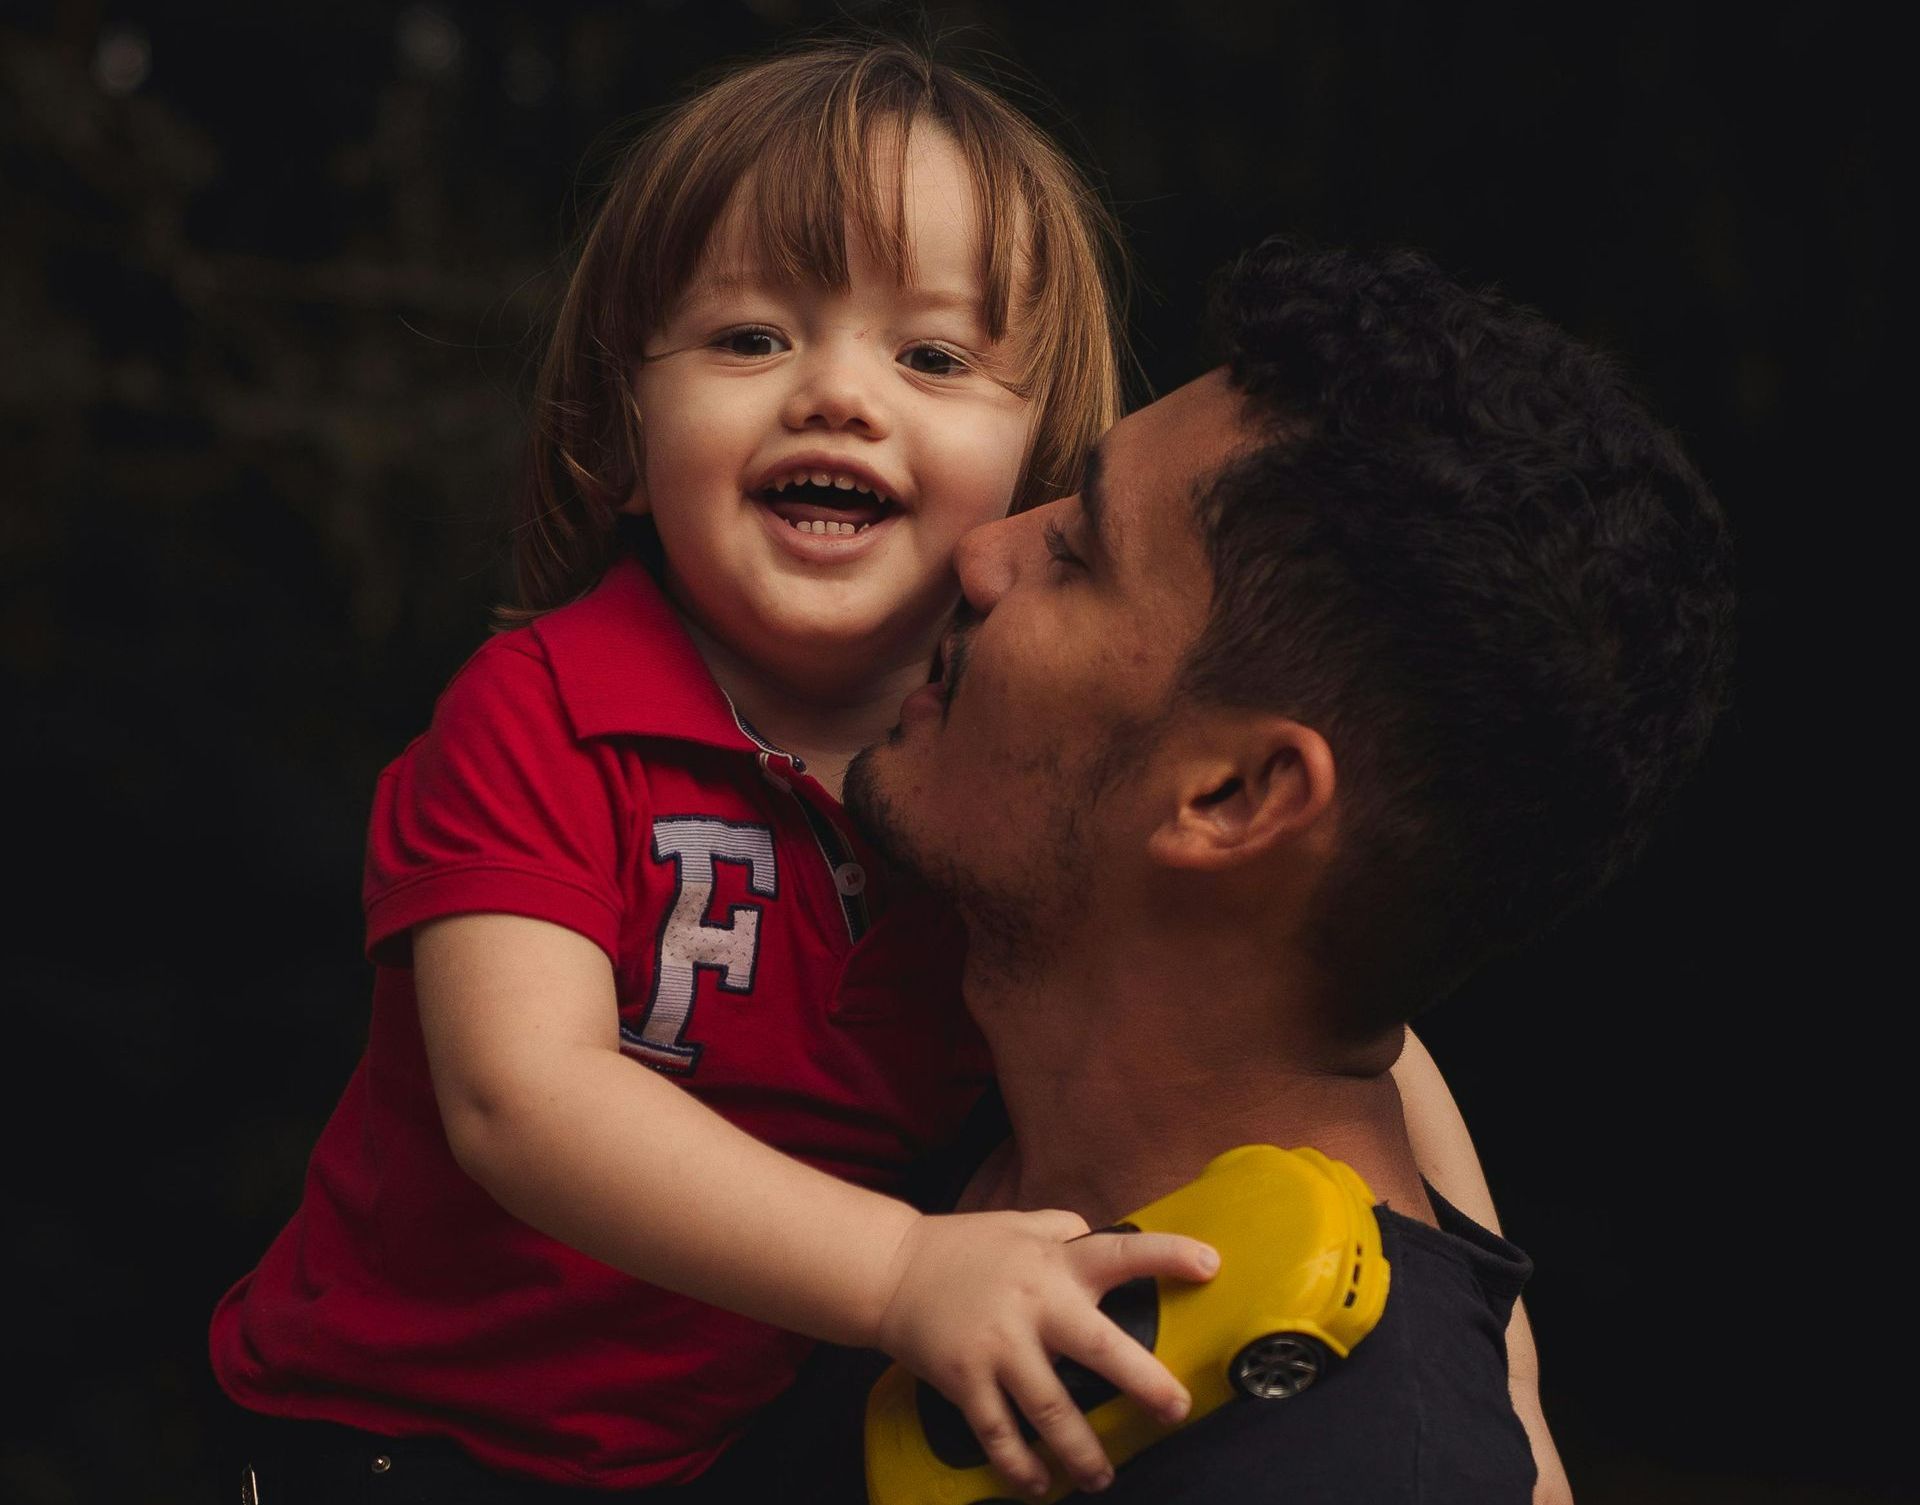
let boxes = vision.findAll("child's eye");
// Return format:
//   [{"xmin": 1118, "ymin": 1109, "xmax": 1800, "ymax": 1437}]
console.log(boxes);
[
  {"xmin": 713, "ymin": 327, "xmax": 788, "ymax": 358},
  {"xmin": 899, "ymin": 343, "xmax": 970, "ymax": 378}
]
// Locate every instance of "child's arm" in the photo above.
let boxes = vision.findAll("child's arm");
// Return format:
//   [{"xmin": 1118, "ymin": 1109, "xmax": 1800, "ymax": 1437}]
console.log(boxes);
[
  {"xmin": 1392, "ymin": 1031, "xmax": 1575, "ymax": 1505},
  {"xmin": 415, "ymin": 912, "xmax": 1216, "ymax": 1498}
]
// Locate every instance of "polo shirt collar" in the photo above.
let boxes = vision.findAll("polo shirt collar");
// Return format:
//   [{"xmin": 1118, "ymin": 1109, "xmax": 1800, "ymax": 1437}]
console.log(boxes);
[{"xmin": 529, "ymin": 555, "xmax": 767, "ymax": 755}]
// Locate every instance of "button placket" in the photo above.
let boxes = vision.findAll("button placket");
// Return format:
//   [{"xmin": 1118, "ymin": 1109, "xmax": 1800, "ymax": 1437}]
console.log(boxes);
[{"xmin": 756, "ymin": 749, "xmax": 793, "ymax": 792}]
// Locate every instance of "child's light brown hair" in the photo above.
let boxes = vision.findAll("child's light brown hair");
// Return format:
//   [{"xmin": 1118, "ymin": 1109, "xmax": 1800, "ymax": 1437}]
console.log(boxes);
[{"xmin": 509, "ymin": 36, "xmax": 1127, "ymax": 614}]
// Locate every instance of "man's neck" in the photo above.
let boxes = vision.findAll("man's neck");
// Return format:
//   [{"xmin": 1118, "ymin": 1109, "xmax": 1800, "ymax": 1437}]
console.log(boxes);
[{"xmin": 962, "ymin": 933, "xmax": 1434, "ymax": 1229}]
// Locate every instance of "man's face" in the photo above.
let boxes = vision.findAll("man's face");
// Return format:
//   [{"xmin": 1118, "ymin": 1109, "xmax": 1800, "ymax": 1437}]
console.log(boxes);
[{"xmin": 846, "ymin": 370, "xmax": 1251, "ymax": 954}]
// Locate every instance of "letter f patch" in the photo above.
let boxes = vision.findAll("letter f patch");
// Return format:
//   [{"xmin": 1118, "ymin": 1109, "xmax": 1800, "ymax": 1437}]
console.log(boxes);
[{"xmin": 622, "ymin": 818, "xmax": 777, "ymax": 1072}]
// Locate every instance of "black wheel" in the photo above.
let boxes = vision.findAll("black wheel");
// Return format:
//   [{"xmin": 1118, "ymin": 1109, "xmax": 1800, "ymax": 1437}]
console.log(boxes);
[{"xmin": 1228, "ymin": 1332, "xmax": 1329, "ymax": 1399}]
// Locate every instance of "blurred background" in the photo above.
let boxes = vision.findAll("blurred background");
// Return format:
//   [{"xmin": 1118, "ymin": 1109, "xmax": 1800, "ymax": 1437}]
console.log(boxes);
[{"xmin": 1, "ymin": 2, "xmax": 1895, "ymax": 1501}]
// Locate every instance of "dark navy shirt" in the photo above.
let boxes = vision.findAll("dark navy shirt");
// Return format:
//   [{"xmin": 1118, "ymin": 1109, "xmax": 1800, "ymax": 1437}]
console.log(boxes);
[
  {"xmin": 1086, "ymin": 1187, "xmax": 1535, "ymax": 1504},
  {"xmin": 727, "ymin": 1139, "xmax": 1536, "ymax": 1505}
]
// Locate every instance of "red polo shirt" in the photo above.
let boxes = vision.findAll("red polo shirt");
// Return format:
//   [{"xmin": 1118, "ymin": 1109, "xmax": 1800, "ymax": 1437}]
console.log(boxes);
[{"xmin": 209, "ymin": 557, "xmax": 990, "ymax": 1489}]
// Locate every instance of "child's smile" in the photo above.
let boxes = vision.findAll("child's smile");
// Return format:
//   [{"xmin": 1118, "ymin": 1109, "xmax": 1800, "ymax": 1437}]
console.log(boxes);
[
  {"xmin": 625, "ymin": 125, "xmax": 1036, "ymax": 703},
  {"xmin": 753, "ymin": 454, "xmax": 900, "ymax": 551}
]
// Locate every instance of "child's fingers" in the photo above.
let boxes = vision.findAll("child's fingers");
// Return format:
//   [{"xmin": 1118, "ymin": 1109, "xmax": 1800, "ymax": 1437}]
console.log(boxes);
[
  {"xmin": 1050, "ymin": 1306, "xmax": 1191, "ymax": 1426},
  {"xmin": 1023, "ymin": 1207, "xmax": 1092, "ymax": 1242},
  {"xmin": 1000, "ymin": 1350, "xmax": 1114, "ymax": 1494},
  {"xmin": 1070, "ymin": 1229, "xmax": 1220, "ymax": 1287},
  {"xmin": 953, "ymin": 1379, "xmax": 1050, "ymax": 1499}
]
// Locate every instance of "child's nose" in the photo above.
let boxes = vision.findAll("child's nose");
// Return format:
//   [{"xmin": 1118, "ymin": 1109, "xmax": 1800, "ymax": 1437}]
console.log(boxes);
[{"xmin": 781, "ymin": 342, "xmax": 890, "ymax": 437}]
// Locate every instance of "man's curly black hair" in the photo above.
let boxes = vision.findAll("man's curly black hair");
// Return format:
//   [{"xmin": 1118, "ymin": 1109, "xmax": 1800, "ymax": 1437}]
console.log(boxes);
[{"xmin": 1186, "ymin": 238, "xmax": 1735, "ymax": 1028}]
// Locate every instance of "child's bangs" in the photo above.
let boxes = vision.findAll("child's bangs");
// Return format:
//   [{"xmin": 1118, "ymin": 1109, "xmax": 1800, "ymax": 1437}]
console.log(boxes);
[
  {"xmin": 655, "ymin": 75, "xmax": 1088, "ymax": 402},
  {"xmin": 721, "ymin": 113, "xmax": 1013, "ymax": 319}
]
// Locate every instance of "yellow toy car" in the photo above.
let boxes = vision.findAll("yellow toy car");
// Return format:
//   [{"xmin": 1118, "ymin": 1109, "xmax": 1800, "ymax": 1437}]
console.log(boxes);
[{"xmin": 864, "ymin": 1144, "xmax": 1390, "ymax": 1505}]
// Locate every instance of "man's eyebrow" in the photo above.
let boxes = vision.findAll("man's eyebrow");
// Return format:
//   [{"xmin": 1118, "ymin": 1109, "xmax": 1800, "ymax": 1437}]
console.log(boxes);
[{"xmin": 1079, "ymin": 444, "xmax": 1110, "ymax": 557}]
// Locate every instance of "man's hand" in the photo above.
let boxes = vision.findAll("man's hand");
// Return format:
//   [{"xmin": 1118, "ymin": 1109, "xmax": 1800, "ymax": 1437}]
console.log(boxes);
[{"xmin": 874, "ymin": 1210, "xmax": 1219, "ymax": 1497}]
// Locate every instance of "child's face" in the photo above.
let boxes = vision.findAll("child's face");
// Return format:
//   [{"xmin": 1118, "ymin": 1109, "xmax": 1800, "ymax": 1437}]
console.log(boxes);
[{"xmin": 627, "ymin": 127, "xmax": 1035, "ymax": 696}]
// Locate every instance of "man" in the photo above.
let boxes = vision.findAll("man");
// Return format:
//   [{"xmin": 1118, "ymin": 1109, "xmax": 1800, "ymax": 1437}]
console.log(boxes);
[{"xmin": 844, "ymin": 238, "xmax": 1734, "ymax": 1501}]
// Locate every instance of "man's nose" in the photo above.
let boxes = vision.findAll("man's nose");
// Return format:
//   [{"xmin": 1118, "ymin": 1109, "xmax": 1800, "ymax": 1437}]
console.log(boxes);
[
  {"xmin": 780, "ymin": 339, "xmax": 890, "ymax": 437},
  {"xmin": 955, "ymin": 499, "xmax": 1063, "ymax": 613}
]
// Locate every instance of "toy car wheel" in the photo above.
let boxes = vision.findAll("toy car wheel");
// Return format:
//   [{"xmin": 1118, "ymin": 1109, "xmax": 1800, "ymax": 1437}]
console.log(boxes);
[{"xmin": 1229, "ymin": 1332, "xmax": 1329, "ymax": 1400}]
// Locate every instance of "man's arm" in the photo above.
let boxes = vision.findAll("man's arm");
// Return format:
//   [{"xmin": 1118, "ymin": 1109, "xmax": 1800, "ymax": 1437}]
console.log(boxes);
[{"xmin": 1392, "ymin": 1031, "xmax": 1574, "ymax": 1505}]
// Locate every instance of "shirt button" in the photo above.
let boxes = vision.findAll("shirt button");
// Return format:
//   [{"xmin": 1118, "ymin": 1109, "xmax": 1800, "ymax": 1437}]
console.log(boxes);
[
  {"xmin": 370, "ymin": 1455, "xmax": 393, "ymax": 1475},
  {"xmin": 834, "ymin": 862, "xmax": 867, "ymax": 897}
]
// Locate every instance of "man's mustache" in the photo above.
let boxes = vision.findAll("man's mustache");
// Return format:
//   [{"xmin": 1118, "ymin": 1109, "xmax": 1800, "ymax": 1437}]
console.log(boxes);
[{"xmin": 939, "ymin": 602, "xmax": 981, "ymax": 716}]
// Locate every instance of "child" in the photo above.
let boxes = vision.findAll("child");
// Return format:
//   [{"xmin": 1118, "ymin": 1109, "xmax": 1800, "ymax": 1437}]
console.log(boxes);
[{"xmin": 211, "ymin": 38, "xmax": 1217, "ymax": 1502}]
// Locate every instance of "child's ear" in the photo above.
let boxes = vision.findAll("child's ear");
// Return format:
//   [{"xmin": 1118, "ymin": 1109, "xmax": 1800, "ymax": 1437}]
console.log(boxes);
[{"xmin": 616, "ymin": 385, "xmax": 648, "ymax": 516}]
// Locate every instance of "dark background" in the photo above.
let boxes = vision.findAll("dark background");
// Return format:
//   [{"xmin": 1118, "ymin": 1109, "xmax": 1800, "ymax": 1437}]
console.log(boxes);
[{"xmin": 2, "ymin": 2, "xmax": 1896, "ymax": 1501}]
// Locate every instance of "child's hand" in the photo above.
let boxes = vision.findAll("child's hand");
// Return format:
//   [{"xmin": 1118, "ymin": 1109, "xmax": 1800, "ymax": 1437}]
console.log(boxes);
[{"xmin": 873, "ymin": 1210, "xmax": 1220, "ymax": 1497}]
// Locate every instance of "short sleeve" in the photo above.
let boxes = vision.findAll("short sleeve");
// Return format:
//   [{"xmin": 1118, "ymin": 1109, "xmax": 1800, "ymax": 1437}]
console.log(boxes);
[{"xmin": 363, "ymin": 632, "xmax": 629, "ymax": 967}]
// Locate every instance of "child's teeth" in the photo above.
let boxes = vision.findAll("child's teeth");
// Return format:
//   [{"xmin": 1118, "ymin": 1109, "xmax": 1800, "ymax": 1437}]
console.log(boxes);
[
  {"xmin": 811, "ymin": 471, "xmax": 831, "ymax": 486},
  {"xmin": 833, "ymin": 475, "xmax": 855, "ymax": 490}
]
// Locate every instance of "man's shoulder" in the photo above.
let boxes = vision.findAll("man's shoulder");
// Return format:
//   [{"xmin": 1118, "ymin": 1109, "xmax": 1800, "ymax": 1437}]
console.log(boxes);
[{"xmin": 1092, "ymin": 1197, "xmax": 1535, "ymax": 1505}]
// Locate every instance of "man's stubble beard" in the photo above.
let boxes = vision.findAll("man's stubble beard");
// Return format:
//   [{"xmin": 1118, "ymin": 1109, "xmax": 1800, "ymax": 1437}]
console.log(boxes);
[
  {"xmin": 843, "ymin": 725, "xmax": 1154, "ymax": 995},
  {"xmin": 844, "ymin": 736, "xmax": 1056, "ymax": 989}
]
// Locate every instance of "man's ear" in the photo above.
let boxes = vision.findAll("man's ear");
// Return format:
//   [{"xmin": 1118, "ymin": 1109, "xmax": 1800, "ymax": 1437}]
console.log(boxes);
[{"xmin": 1146, "ymin": 715, "xmax": 1336, "ymax": 870}]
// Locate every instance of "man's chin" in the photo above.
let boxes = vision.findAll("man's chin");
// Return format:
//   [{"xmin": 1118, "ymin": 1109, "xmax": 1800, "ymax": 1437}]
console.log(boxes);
[
  {"xmin": 844, "ymin": 741, "xmax": 1059, "ymax": 980},
  {"xmin": 841, "ymin": 739, "xmax": 924, "ymax": 883}
]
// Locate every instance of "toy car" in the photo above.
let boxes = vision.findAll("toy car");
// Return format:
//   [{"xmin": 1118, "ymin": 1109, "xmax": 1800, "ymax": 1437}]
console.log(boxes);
[{"xmin": 864, "ymin": 1144, "xmax": 1390, "ymax": 1505}]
